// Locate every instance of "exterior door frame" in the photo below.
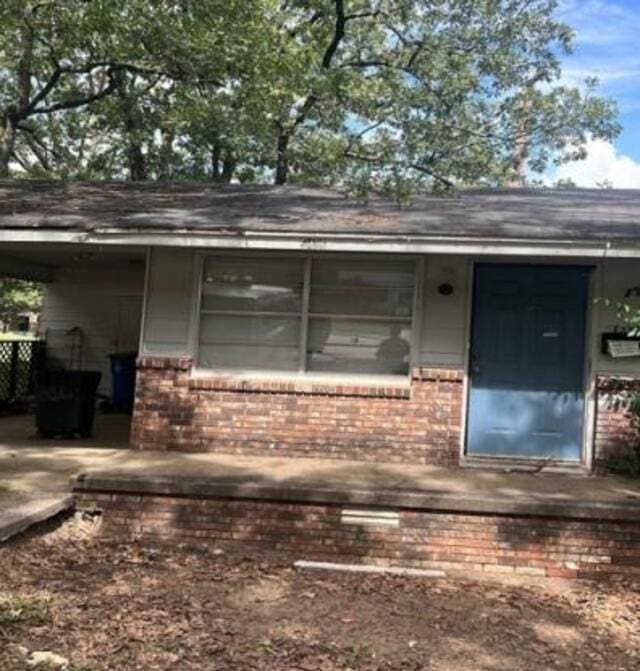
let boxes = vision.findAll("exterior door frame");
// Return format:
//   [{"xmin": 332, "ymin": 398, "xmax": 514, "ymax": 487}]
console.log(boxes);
[{"xmin": 460, "ymin": 259, "xmax": 596, "ymax": 469}]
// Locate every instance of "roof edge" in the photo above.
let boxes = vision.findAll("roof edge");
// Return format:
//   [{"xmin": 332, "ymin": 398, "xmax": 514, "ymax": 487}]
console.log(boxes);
[{"xmin": 0, "ymin": 228, "xmax": 639, "ymax": 258}]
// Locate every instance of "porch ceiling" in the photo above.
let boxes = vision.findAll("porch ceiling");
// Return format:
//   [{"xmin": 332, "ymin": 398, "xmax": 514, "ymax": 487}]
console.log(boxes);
[{"xmin": 0, "ymin": 243, "xmax": 145, "ymax": 281}]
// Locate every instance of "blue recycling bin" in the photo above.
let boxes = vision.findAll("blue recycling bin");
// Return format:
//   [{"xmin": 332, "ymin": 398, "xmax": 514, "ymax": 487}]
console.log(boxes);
[{"xmin": 109, "ymin": 352, "xmax": 138, "ymax": 412}]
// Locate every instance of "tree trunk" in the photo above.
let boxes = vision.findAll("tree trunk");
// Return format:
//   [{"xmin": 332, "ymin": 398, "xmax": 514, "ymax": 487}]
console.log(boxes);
[
  {"xmin": 507, "ymin": 95, "xmax": 532, "ymax": 188},
  {"xmin": 275, "ymin": 127, "xmax": 290, "ymax": 185},
  {"xmin": 128, "ymin": 144, "xmax": 147, "ymax": 181},
  {"xmin": 211, "ymin": 143, "xmax": 221, "ymax": 181},
  {"xmin": 220, "ymin": 151, "xmax": 235, "ymax": 183},
  {"xmin": 158, "ymin": 127, "xmax": 174, "ymax": 180},
  {"xmin": 507, "ymin": 76, "xmax": 542, "ymax": 188},
  {"xmin": 118, "ymin": 76, "xmax": 147, "ymax": 182},
  {"xmin": 0, "ymin": 119, "xmax": 17, "ymax": 177},
  {"xmin": 0, "ymin": 14, "xmax": 36, "ymax": 177},
  {"xmin": 211, "ymin": 143, "xmax": 235, "ymax": 183}
]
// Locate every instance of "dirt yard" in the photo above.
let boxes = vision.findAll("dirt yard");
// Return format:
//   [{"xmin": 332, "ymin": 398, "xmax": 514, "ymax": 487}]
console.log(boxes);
[{"xmin": 1, "ymin": 515, "xmax": 639, "ymax": 671}]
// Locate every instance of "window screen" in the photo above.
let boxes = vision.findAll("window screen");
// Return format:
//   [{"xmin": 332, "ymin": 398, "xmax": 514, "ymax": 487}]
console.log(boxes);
[
  {"xmin": 199, "ymin": 256, "xmax": 304, "ymax": 371},
  {"xmin": 198, "ymin": 255, "xmax": 416, "ymax": 376}
]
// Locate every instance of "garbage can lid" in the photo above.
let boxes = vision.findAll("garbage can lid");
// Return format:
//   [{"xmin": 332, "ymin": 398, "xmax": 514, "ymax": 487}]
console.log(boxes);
[{"xmin": 108, "ymin": 351, "xmax": 138, "ymax": 359}]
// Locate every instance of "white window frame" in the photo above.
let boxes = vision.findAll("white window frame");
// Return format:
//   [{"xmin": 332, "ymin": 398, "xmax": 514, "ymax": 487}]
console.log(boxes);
[{"xmin": 190, "ymin": 251, "xmax": 424, "ymax": 383}]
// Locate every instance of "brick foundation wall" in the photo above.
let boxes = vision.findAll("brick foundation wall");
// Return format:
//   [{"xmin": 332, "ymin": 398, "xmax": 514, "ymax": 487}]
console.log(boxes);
[
  {"xmin": 595, "ymin": 376, "xmax": 640, "ymax": 465},
  {"xmin": 130, "ymin": 357, "xmax": 464, "ymax": 465},
  {"xmin": 77, "ymin": 492, "xmax": 640, "ymax": 580}
]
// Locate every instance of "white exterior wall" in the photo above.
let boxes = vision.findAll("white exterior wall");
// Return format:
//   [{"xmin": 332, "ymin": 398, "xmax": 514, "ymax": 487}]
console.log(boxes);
[
  {"xmin": 417, "ymin": 256, "xmax": 640, "ymax": 377},
  {"xmin": 594, "ymin": 258, "xmax": 640, "ymax": 378},
  {"xmin": 140, "ymin": 247, "xmax": 195, "ymax": 356},
  {"xmin": 41, "ymin": 267, "xmax": 145, "ymax": 394},
  {"xmin": 139, "ymin": 248, "xmax": 640, "ymax": 379},
  {"xmin": 419, "ymin": 255, "xmax": 470, "ymax": 368},
  {"xmin": 140, "ymin": 248, "xmax": 472, "ymax": 367}
]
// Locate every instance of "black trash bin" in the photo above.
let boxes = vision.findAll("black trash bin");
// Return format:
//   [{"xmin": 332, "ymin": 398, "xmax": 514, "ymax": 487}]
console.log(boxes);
[
  {"xmin": 108, "ymin": 352, "xmax": 137, "ymax": 413},
  {"xmin": 35, "ymin": 370, "xmax": 101, "ymax": 438}
]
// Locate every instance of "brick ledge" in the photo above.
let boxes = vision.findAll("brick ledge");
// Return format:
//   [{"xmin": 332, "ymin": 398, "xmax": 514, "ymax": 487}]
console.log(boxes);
[
  {"xmin": 596, "ymin": 375, "xmax": 640, "ymax": 394},
  {"xmin": 188, "ymin": 376, "xmax": 411, "ymax": 398},
  {"xmin": 72, "ymin": 473, "xmax": 640, "ymax": 522},
  {"xmin": 412, "ymin": 367, "xmax": 464, "ymax": 383},
  {"xmin": 138, "ymin": 356, "xmax": 192, "ymax": 371}
]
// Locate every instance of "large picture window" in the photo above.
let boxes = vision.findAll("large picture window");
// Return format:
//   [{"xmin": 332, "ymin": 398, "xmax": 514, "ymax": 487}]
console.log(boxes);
[{"xmin": 198, "ymin": 255, "xmax": 416, "ymax": 377}]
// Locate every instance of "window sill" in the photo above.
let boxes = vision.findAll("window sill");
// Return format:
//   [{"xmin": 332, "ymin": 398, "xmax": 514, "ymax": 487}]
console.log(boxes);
[{"xmin": 188, "ymin": 370, "xmax": 411, "ymax": 399}]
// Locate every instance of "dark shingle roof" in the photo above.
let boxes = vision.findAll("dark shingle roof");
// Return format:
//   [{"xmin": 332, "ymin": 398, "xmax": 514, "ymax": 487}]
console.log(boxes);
[{"xmin": 2, "ymin": 180, "xmax": 640, "ymax": 242}]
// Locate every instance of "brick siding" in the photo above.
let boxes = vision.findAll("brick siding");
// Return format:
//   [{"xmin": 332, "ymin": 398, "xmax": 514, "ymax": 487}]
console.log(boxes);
[
  {"xmin": 130, "ymin": 358, "xmax": 464, "ymax": 465},
  {"xmin": 77, "ymin": 492, "xmax": 640, "ymax": 580},
  {"xmin": 595, "ymin": 376, "xmax": 640, "ymax": 465}
]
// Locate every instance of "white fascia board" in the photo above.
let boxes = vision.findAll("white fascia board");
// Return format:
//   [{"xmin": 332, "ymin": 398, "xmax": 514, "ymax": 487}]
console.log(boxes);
[{"xmin": 1, "ymin": 227, "xmax": 640, "ymax": 258}]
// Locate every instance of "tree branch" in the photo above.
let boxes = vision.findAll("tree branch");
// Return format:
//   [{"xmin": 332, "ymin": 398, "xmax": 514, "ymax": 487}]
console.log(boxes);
[
  {"xmin": 11, "ymin": 150, "xmax": 31, "ymax": 172},
  {"xmin": 16, "ymin": 18, "xmax": 35, "ymax": 112},
  {"xmin": 22, "ymin": 134, "xmax": 51, "ymax": 171},
  {"xmin": 20, "ymin": 66, "xmax": 62, "ymax": 119},
  {"xmin": 344, "ymin": 149, "xmax": 454, "ymax": 188},
  {"xmin": 408, "ymin": 161, "xmax": 454, "ymax": 188},
  {"xmin": 339, "ymin": 59, "xmax": 391, "ymax": 69},
  {"xmin": 322, "ymin": 0, "xmax": 346, "ymax": 68},
  {"xmin": 285, "ymin": 0, "xmax": 349, "ymax": 133},
  {"xmin": 29, "ymin": 69, "xmax": 121, "ymax": 116}
]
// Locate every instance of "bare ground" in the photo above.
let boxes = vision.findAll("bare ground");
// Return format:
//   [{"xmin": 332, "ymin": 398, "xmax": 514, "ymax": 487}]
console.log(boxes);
[{"xmin": 1, "ymin": 514, "xmax": 639, "ymax": 671}]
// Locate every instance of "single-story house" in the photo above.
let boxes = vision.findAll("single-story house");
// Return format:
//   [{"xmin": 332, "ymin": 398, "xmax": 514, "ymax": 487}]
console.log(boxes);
[
  {"xmin": 2, "ymin": 181, "xmax": 638, "ymax": 469},
  {"xmin": 2, "ymin": 180, "xmax": 640, "ymax": 579}
]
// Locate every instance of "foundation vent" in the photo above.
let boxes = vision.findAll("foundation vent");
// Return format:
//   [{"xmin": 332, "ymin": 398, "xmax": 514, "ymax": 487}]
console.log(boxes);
[{"xmin": 340, "ymin": 507, "xmax": 400, "ymax": 527}]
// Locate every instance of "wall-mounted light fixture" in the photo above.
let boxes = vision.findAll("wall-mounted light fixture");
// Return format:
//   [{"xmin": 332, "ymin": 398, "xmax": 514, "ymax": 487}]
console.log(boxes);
[{"xmin": 438, "ymin": 282, "xmax": 454, "ymax": 296}]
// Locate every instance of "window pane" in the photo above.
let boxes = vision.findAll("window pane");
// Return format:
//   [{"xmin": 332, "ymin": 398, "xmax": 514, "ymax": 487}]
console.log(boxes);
[
  {"xmin": 307, "ymin": 319, "xmax": 411, "ymax": 375},
  {"xmin": 202, "ymin": 256, "xmax": 304, "ymax": 313},
  {"xmin": 310, "ymin": 258, "xmax": 415, "ymax": 317},
  {"xmin": 199, "ymin": 314, "xmax": 300, "ymax": 371}
]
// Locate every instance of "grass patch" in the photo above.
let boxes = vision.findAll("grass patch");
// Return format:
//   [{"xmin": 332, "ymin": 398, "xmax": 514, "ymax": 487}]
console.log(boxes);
[{"xmin": 0, "ymin": 592, "xmax": 51, "ymax": 626}]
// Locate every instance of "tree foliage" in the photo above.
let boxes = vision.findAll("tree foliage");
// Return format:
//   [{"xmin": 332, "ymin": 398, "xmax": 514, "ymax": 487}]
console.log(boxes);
[
  {"xmin": 600, "ymin": 297, "xmax": 640, "ymax": 337},
  {"xmin": 0, "ymin": 279, "xmax": 42, "ymax": 332},
  {"xmin": 0, "ymin": 0, "xmax": 621, "ymax": 193}
]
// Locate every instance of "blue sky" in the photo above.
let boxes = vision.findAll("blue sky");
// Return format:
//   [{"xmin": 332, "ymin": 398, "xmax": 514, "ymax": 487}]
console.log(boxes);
[{"xmin": 549, "ymin": 0, "xmax": 640, "ymax": 186}]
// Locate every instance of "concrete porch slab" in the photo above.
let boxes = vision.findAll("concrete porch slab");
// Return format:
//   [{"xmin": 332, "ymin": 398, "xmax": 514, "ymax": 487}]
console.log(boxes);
[
  {"xmin": 1, "ymin": 413, "xmax": 639, "ymax": 523},
  {"xmin": 0, "ymin": 414, "xmax": 131, "ymax": 541},
  {"xmin": 75, "ymin": 461, "xmax": 640, "ymax": 581},
  {"xmin": 0, "ymin": 495, "xmax": 73, "ymax": 542},
  {"xmin": 72, "ymin": 450, "xmax": 640, "ymax": 521},
  {"xmin": 0, "ymin": 414, "xmax": 132, "ymax": 496}
]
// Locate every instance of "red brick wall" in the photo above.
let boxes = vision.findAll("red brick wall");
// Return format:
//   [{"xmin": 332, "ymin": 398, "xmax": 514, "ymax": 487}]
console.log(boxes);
[
  {"xmin": 130, "ymin": 357, "xmax": 464, "ymax": 465},
  {"xmin": 77, "ymin": 491, "xmax": 640, "ymax": 580},
  {"xmin": 595, "ymin": 376, "xmax": 640, "ymax": 465}
]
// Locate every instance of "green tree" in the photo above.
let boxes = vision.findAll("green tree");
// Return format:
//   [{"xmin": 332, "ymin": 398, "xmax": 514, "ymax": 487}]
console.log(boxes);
[
  {"xmin": 600, "ymin": 298, "xmax": 640, "ymax": 337},
  {"xmin": 154, "ymin": 0, "xmax": 621, "ymax": 191},
  {"xmin": 0, "ymin": 0, "xmax": 135, "ymax": 176},
  {"xmin": 3, "ymin": 1, "xmax": 620, "ymax": 193},
  {"xmin": 267, "ymin": 0, "xmax": 620, "ymax": 192},
  {"xmin": 0, "ymin": 279, "xmax": 42, "ymax": 333},
  {"xmin": 1, "ymin": 0, "xmax": 269, "ymax": 178}
]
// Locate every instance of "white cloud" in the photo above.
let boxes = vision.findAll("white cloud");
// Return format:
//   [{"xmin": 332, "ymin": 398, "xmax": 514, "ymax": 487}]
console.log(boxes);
[
  {"xmin": 557, "ymin": 1, "xmax": 640, "ymax": 47},
  {"xmin": 554, "ymin": 2, "xmax": 640, "ymax": 113},
  {"xmin": 548, "ymin": 138, "xmax": 640, "ymax": 188},
  {"xmin": 561, "ymin": 65, "xmax": 640, "ymax": 86}
]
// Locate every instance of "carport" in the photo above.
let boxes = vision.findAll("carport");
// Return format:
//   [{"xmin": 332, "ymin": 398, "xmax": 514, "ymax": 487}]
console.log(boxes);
[{"xmin": 0, "ymin": 242, "xmax": 146, "ymax": 441}]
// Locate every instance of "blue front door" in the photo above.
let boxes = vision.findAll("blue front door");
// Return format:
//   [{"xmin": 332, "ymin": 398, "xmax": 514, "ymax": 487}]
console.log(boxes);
[{"xmin": 466, "ymin": 264, "xmax": 590, "ymax": 461}]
